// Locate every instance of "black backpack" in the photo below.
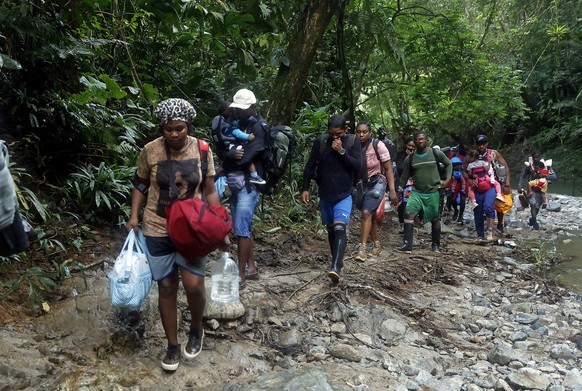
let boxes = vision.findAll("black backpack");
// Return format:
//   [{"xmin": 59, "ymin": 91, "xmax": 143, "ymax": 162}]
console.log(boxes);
[
  {"xmin": 210, "ymin": 115, "xmax": 236, "ymax": 153},
  {"xmin": 381, "ymin": 138, "xmax": 398, "ymax": 163},
  {"xmin": 257, "ymin": 124, "xmax": 297, "ymax": 196}
]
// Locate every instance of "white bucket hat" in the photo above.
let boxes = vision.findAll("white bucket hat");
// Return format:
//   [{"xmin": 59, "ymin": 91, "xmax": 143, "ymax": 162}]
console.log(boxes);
[{"xmin": 230, "ymin": 89, "xmax": 257, "ymax": 109}]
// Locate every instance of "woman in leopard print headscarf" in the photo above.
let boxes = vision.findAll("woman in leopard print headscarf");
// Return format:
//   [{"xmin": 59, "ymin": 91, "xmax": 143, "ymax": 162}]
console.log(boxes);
[{"xmin": 127, "ymin": 98, "xmax": 228, "ymax": 371}]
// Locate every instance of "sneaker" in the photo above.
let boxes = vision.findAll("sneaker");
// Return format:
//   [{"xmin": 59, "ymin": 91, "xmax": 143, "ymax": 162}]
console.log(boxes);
[
  {"xmin": 471, "ymin": 201, "xmax": 479, "ymax": 210},
  {"xmin": 495, "ymin": 194, "xmax": 506, "ymax": 203},
  {"xmin": 370, "ymin": 241, "xmax": 382, "ymax": 256},
  {"xmin": 396, "ymin": 242, "xmax": 412, "ymax": 252},
  {"xmin": 161, "ymin": 344, "xmax": 180, "ymax": 371},
  {"xmin": 249, "ymin": 174, "xmax": 266, "ymax": 185},
  {"xmin": 485, "ymin": 229, "xmax": 494, "ymax": 241},
  {"xmin": 354, "ymin": 244, "xmax": 367, "ymax": 262},
  {"xmin": 431, "ymin": 243, "xmax": 440, "ymax": 253},
  {"xmin": 184, "ymin": 329, "xmax": 204, "ymax": 359}
]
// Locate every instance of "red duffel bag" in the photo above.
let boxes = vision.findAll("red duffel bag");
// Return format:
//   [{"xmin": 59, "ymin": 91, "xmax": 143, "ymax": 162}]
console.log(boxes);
[{"xmin": 166, "ymin": 197, "xmax": 232, "ymax": 259}]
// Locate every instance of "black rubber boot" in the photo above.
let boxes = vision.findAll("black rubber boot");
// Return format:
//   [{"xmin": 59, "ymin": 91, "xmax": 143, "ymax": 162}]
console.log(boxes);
[
  {"xmin": 396, "ymin": 223, "xmax": 413, "ymax": 252},
  {"xmin": 328, "ymin": 224, "xmax": 347, "ymax": 284},
  {"xmin": 327, "ymin": 225, "xmax": 334, "ymax": 254},
  {"xmin": 431, "ymin": 225, "xmax": 441, "ymax": 252},
  {"xmin": 457, "ymin": 201, "xmax": 466, "ymax": 223}
]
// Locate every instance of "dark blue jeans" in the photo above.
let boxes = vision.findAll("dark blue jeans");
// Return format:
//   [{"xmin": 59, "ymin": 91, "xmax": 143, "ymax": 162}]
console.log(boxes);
[{"xmin": 473, "ymin": 187, "xmax": 496, "ymax": 237}]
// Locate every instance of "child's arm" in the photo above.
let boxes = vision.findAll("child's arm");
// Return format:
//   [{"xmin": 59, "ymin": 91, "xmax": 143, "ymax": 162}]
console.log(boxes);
[{"xmin": 231, "ymin": 128, "xmax": 252, "ymax": 141}]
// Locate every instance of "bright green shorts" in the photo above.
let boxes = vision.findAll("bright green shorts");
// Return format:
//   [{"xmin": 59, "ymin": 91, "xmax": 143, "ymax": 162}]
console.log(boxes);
[{"xmin": 405, "ymin": 191, "xmax": 441, "ymax": 222}]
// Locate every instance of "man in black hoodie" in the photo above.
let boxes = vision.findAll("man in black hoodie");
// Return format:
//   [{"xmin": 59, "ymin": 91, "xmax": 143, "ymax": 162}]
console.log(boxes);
[{"xmin": 301, "ymin": 115, "xmax": 362, "ymax": 283}]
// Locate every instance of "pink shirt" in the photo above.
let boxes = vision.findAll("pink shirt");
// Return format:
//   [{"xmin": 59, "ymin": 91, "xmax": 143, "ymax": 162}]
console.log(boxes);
[{"xmin": 364, "ymin": 140, "xmax": 391, "ymax": 179}]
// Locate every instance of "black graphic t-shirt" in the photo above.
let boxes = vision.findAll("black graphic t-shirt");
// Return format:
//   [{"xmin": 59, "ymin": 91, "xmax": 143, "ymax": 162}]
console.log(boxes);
[{"xmin": 135, "ymin": 136, "xmax": 215, "ymax": 237}]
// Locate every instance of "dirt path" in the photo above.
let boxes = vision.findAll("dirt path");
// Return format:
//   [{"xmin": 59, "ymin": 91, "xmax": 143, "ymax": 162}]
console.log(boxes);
[{"xmin": 0, "ymin": 212, "xmax": 564, "ymax": 390}]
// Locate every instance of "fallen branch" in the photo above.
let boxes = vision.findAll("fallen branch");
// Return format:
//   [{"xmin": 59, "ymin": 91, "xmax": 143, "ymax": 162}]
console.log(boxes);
[{"xmin": 287, "ymin": 273, "xmax": 322, "ymax": 301}]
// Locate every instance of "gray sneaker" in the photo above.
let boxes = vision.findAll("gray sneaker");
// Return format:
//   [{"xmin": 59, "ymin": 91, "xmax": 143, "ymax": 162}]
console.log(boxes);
[
  {"xmin": 184, "ymin": 329, "xmax": 204, "ymax": 359},
  {"xmin": 249, "ymin": 175, "xmax": 266, "ymax": 185},
  {"xmin": 161, "ymin": 344, "xmax": 180, "ymax": 371}
]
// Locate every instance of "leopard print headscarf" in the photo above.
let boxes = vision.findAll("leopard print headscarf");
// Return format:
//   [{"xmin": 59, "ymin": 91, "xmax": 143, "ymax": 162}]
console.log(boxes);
[{"xmin": 153, "ymin": 98, "xmax": 197, "ymax": 125}]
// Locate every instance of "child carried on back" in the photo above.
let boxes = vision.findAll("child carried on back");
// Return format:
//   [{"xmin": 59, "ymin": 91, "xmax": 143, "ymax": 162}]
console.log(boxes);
[
  {"xmin": 465, "ymin": 149, "xmax": 505, "ymax": 209},
  {"xmin": 211, "ymin": 101, "xmax": 265, "ymax": 185}
]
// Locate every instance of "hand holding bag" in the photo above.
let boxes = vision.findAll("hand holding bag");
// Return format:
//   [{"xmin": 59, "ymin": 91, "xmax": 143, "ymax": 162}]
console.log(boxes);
[{"xmin": 108, "ymin": 230, "xmax": 152, "ymax": 309}]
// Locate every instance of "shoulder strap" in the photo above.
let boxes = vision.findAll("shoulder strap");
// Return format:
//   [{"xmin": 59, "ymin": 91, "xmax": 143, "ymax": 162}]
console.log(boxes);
[
  {"xmin": 407, "ymin": 148, "xmax": 441, "ymax": 175},
  {"xmin": 432, "ymin": 147, "xmax": 443, "ymax": 166},
  {"xmin": 408, "ymin": 151, "xmax": 414, "ymax": 174},
  {"xmin": 372, "ymin": 139, "xmax": 381, "ymax": 162},
  {"xmin": 198, "ymin": 139, "xmax": 209, "ymax": 178}
]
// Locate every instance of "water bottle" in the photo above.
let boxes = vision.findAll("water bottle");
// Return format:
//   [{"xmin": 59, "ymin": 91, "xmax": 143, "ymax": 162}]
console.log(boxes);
[{"xmin": 211, "ymin": 252, "xmax": 239, "ymax": 303}]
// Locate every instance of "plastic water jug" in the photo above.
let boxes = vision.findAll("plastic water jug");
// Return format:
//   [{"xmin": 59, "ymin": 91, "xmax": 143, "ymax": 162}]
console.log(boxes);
[{"xmin": 211, "ymin": 252, "xmax": 239, "ymax": 303}]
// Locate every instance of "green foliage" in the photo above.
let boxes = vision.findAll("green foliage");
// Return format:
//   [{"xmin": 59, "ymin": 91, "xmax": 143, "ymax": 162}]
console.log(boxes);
[{"xmin": 65, "ymin": 162, "xmax": 134, "ymax": 225}]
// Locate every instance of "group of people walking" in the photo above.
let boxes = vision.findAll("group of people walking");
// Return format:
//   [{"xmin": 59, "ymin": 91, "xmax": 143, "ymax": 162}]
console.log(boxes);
[{"xmin": 125, "ymin": 91, "xmax": 551, "ymax": 372}]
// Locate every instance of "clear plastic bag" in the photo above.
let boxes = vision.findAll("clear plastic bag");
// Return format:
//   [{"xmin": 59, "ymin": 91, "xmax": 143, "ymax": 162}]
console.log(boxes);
[{"xmin": 108, "ymin": 230, "xmax": 152, "ymax": 309}]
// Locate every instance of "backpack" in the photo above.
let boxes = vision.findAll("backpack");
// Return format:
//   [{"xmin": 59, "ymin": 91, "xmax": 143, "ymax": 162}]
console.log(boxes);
[
  {"xmin": 408, "ymin": 147, "xmax": 448, "ymax": 180},
  {"xmin": 380, "ymin": 138, "xmax": 398, "ymax": 163},
  {"xmin": 257, "ymin": 124, "xmax": 297, "ymax": 196},
  {"xmin": 210, "ymin": 115, "xmax": 237, "ymax": 153},
  {"xmin": 470, "ymin": 164, "xmax": 493, "ymax": 193},
  {"xmin": 165, "ymin": 140, "xmax": 233, "ymax": 259}
]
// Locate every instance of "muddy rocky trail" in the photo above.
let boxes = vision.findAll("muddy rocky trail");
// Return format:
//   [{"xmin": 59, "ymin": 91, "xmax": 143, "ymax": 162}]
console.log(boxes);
[{"xmin": 2, "ymin": 195, "xmax": 582, "ymax": 391}]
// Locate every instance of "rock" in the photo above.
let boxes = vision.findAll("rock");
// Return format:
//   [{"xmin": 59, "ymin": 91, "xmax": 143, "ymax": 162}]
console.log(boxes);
[
  {"xmin": 329, "ymin": 343, "xmax": 362, "ymax": 362},
  {"xmin": 206, "ymin": 319, "xmax": 220, "ymax": 330},
  {"xmin": 508, "ymin": 331, "xmax": 528, "ymax": 342},
  {"xmin": 547, "ymin": 202, "xmax": 561, "ymax": 212},
  {"xmin": 278, "ymin": 328, "xmax": 301, "ymax": 347},
  {"xmin": 494, "ymin": 378, "xmax": 513, "ymax": 391},
  {"xmin": 231, "ymin": 369, "xmax": 335, "ymax": 390},
  {"xmin": 379, "ymin": 318, "xmax": 407, "ymax": 343},
  {"xmin": 505, "ymin": 368, "xmax": 552, "ymax": 390},
  {"xmin": 549, "ymin": 344, "xmax": 579, "ymax": 360},
  {"xmin": 487, "ymin": 343, "xmax": 523, "ymax": 366},
  {"xmin": 514, "ymin": 313, "xmax": 540, "ymax": 325},
  {"xmin": 204, "ymin": 299, "xmax": 245, "ymax": 320},
  {"xmin": 563, "ymin": 368, "xmax": 582, "ymax": 391}
]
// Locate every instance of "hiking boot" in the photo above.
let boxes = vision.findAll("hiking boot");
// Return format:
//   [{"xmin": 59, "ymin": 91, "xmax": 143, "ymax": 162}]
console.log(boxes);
[
  {"xmin": 431, "ymin": 243, "xmax": 440, "ymax": 253},
  {"xmin": 249, "ymin": 174, "xmax": 266, "ymax": 185},
  {"xmin": 161, "ymin": 344, "xmax": 181, "ymax": 371},
  {"xmin": 184, "ymin": 329, "xmax": 204, "ymax": 359},
  {"xmin": 354, "ymin": 244, "xmax": 367, "ymax": 262},
  {"xmin": 485, "ymin": 228, "xmax": 494, "ymax": 241},
  {"xmin": 370, "ymin": 241, "xmax": 382, "ymax": 256}
]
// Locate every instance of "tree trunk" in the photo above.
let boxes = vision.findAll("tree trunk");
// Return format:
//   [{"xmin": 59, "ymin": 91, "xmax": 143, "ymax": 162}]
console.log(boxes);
[
  {"xmin": 265, "ymin": 0, "xmax": 345, "ymax": 126},
  {"xmin": 337, "ymin": 0, "xmax": 354, "ymax": 128}
]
